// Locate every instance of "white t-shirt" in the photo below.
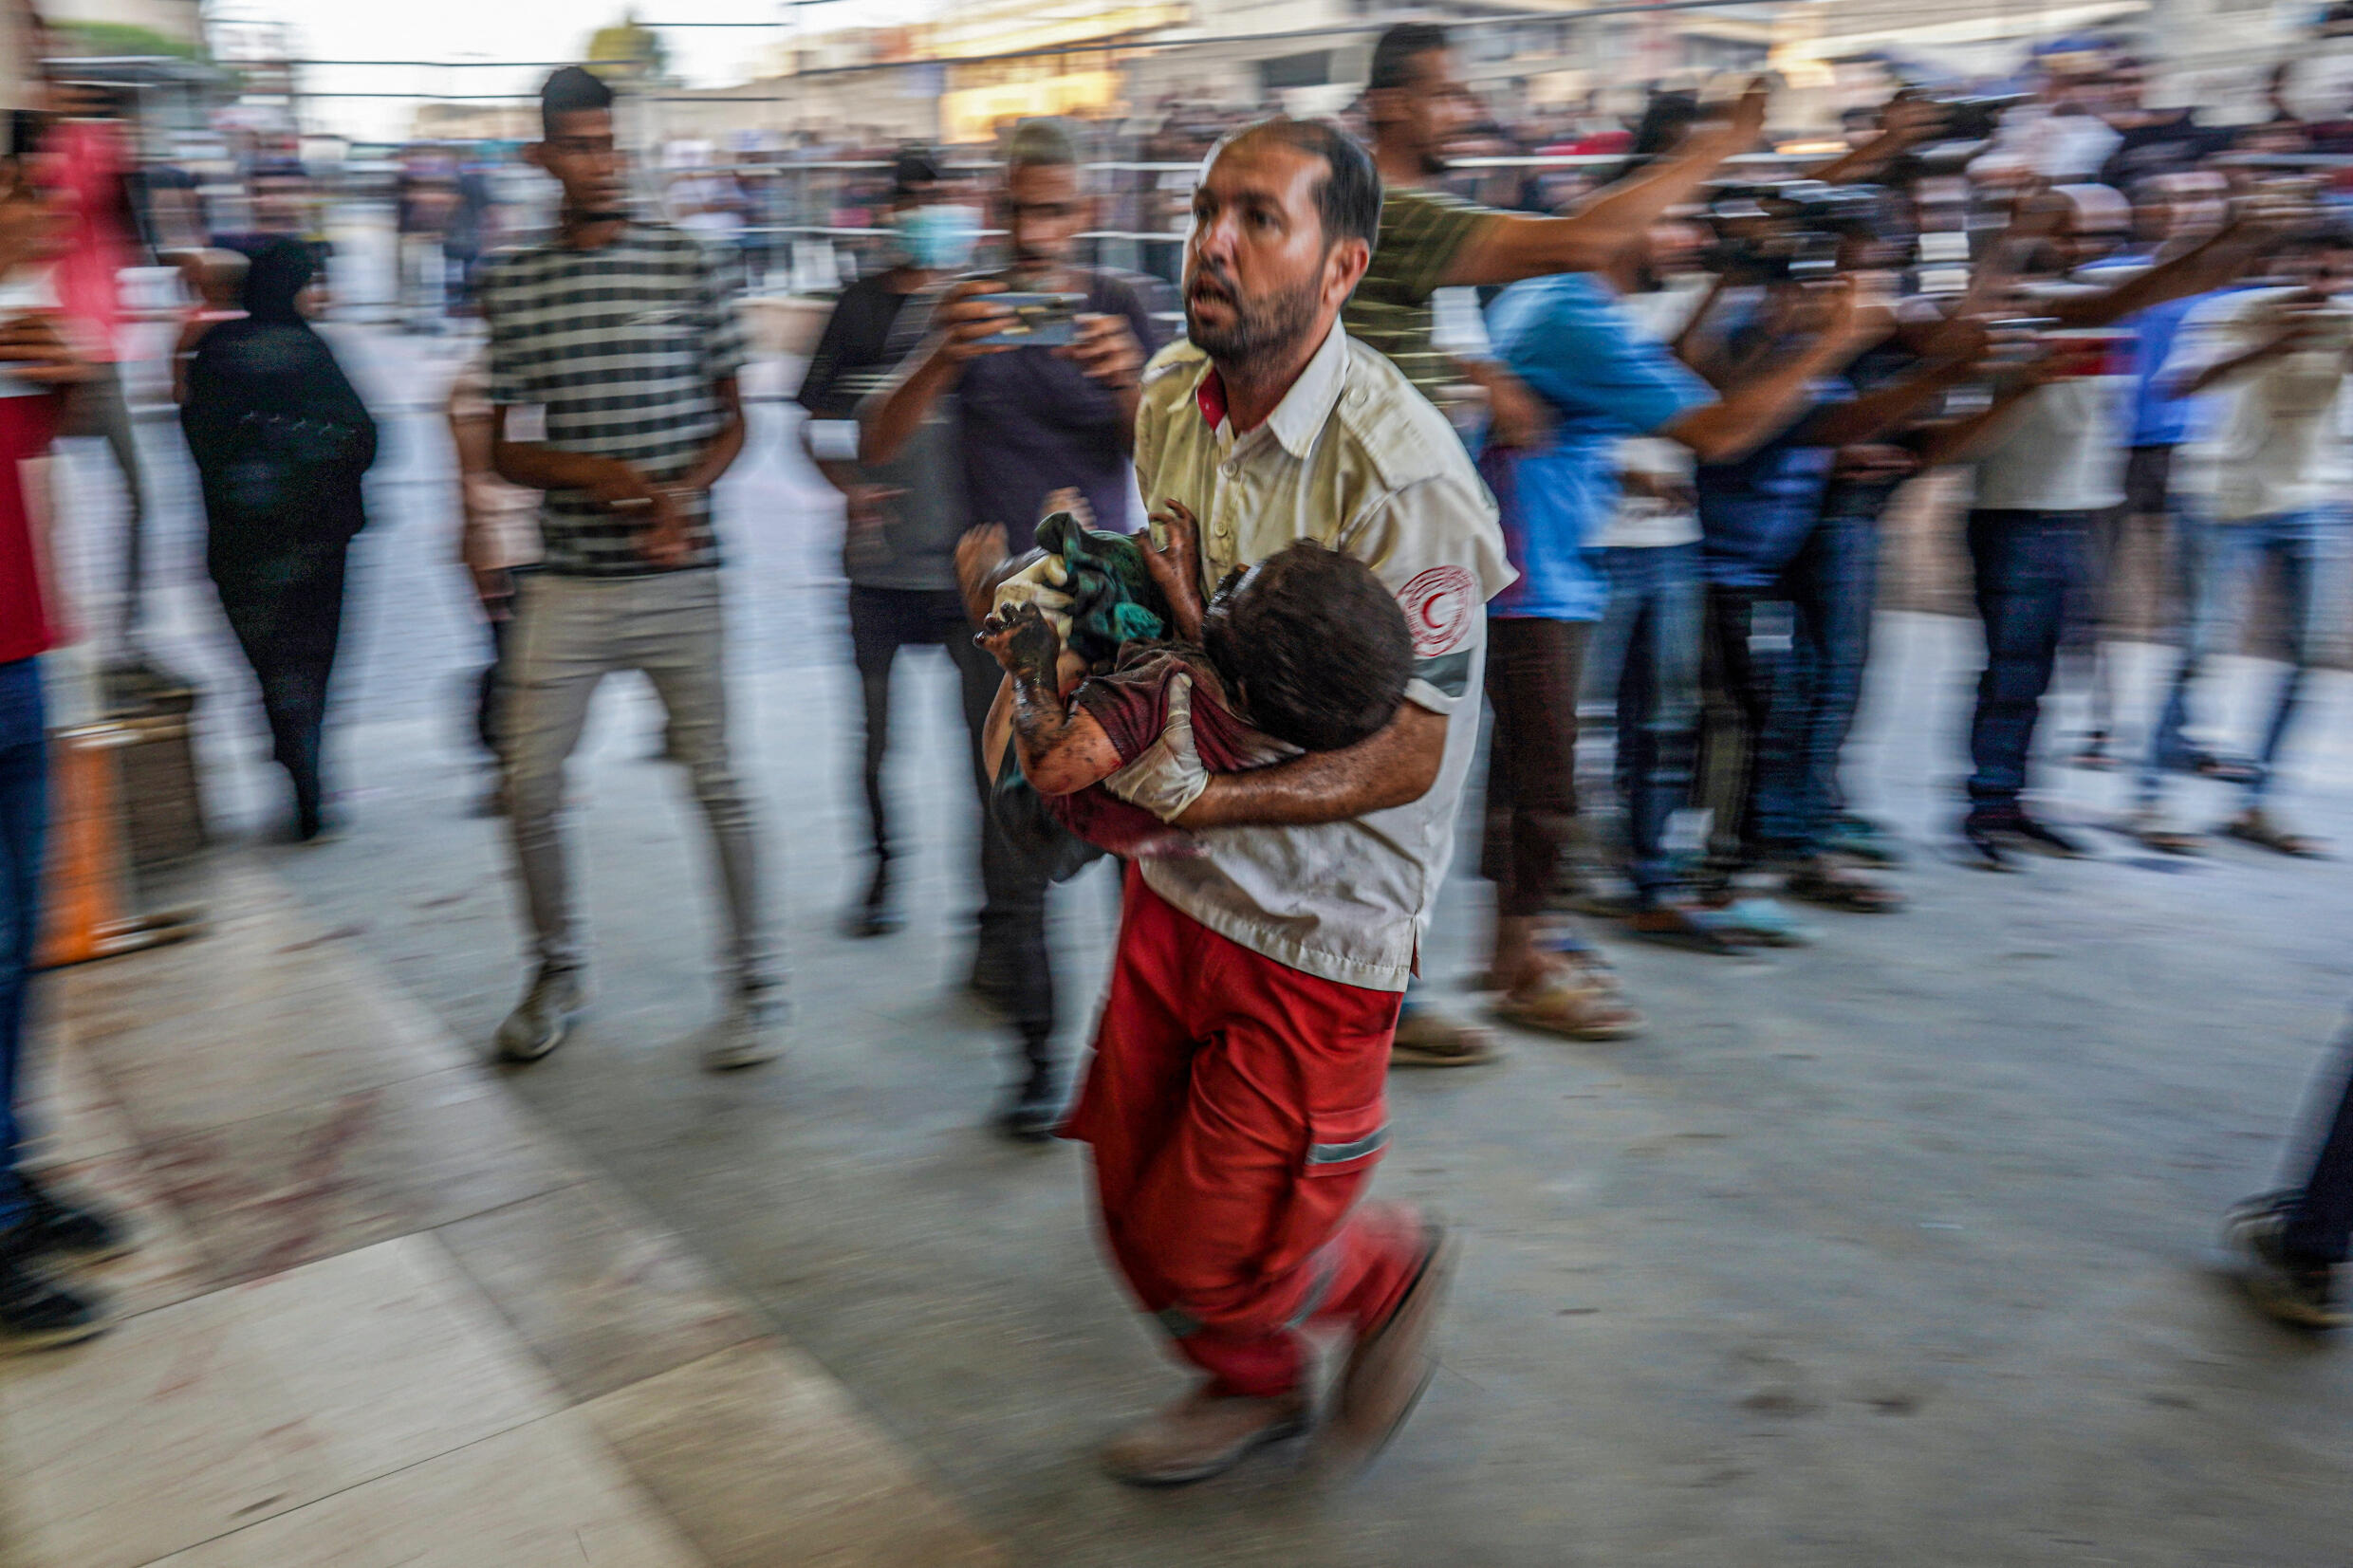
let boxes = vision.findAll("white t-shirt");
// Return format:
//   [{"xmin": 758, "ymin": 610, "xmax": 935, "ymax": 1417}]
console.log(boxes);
[
  {"xmin": 1972, "ymin": 105, "xmax": 2123, "ymax": 183},
  {"xmin": 1971, "ymin": 281, "xmax": 2134, "ymax": 513},
  {"xmin": 1122, "ymin": 326, "xmax": 1514, "ymax": 992},
  {"xmin": 2164, "ymin": 286, "xmax": 2353, "ymax": 522},
  {"xmin": 1595, "ymin": 281, "xmax": 1709, "ymax": 550}
]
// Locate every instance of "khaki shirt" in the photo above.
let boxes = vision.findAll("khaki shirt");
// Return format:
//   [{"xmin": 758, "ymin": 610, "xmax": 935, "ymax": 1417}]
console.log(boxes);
[{"xmin": 1125, "ymin": 325, "xmax": 1513, "ymax": 991}]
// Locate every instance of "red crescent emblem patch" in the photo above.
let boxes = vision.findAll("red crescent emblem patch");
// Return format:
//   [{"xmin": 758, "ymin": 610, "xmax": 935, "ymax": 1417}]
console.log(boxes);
[{"xmin": 1398, "ymin": 565, "xmax": 1476, "ymax": 658}]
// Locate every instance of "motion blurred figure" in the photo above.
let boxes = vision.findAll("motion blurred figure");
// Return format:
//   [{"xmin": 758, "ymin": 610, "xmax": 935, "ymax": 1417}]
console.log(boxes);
[
  {"xmin": 2133, "ymin": 223, "xmax": 2353, "ymax": 857},
  {"xmin": 34, "ymin": 67, "xmax": 148, "ymax": 653},
  {"xmin": 796, "ymin": 147, "xmax": 975, "ymax": 940},
  {"xmin": 863, "ymin": 118, "xmax": 1160, "ymax": 1137},
  {"xmin": 180, "ymin": 235, "xmax": 376, "ymax": 842},
  {"xmin": 447, "ymin": 345, "xmax": 540, "ymax": 808},
  {"xmin": 1939, "ymin": 184, "xmax": 2256, "ymax": 869},
  {"xmin": 2229, "ymin": 1019, "xmax": 2353, "ymax": 1330},
  {"xmin": 478, "ymin": 67, "xmax": 776, "ymax": 1073},
  {"xmin": 1349, "ymin": 22, "xmax": 1764, "ymax": 1062},
  {"xmin": 0, "ymin": 154, "xmax": 133, "ymax": 1348}
]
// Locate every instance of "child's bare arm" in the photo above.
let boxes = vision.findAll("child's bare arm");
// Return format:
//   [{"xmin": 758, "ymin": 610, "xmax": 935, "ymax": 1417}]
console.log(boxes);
[{"xmin": 974, "ymin": 603, "xmax": 1125, "ymax": 795}]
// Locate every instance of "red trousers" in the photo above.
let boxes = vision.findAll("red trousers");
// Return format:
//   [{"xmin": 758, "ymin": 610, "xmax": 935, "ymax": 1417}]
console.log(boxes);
[{"xmin": 1063, "ymin": 866, "xmax": 1422, "ymax": 1398}]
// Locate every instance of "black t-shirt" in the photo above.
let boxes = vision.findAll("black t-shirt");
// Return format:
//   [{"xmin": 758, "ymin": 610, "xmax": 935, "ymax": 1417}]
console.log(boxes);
[
  {"xmin": 2100, "ymin": 113, "xmax": 2215, "ymax": 188},
  {"xmin": 954, "ymin": 267, "xmax": 1167, "ymax": 536},
  {"xmin": 796, "ymin": 270, "xmax": 918, "ymax": 420}
]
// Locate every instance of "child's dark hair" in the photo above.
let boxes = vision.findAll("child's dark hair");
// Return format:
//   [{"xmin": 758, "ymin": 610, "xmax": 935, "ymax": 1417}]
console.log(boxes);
[{"xmin": 1202, "ymin": 542, "xmax": 1413, "ymax": 754}]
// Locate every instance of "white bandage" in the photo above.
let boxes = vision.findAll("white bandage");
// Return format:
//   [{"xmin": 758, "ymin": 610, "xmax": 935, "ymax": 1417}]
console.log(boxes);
[
  {"xmin": 991, "ymin": 554, "xmax": 1074, "ymax": 639},
  {"xmin": 1102, "ymin": 671, "xmax": 1210, "ymax": 823}
]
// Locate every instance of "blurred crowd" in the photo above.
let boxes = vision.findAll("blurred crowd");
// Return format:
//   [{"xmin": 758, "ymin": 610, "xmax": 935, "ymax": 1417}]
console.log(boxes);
[{"xmin": 5, "ymin": 11, "xmax": 2353, "ymax": 1475}]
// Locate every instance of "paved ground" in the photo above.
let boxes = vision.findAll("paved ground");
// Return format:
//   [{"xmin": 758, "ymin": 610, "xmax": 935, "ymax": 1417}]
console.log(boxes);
[
  {"xmin": 13, "ymin": 862, "xmax": 1001, "ymax": 1568},
  {"xmin": 79, "ymin": 324, "xmax": 2353, "ymax": 1566}
]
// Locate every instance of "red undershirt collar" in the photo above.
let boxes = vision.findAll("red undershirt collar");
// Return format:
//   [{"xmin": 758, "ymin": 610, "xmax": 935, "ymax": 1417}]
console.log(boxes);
[{"xmin": 1195, "ymin": 366, "xmax": 1228, "ymax": 431}]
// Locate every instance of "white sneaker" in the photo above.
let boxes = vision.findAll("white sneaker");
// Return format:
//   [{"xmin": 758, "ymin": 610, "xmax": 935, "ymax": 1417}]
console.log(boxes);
[
  {"xmin": 495, "ymin": 966, "xmax": 585, "ymax": 1063},
  {"xmin": 704, "ymin": 988, "xmax": 787, "ymax": 1072}
]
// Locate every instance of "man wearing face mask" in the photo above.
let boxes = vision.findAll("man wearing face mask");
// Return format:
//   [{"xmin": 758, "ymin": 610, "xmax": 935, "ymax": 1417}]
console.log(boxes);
[
  {"xmin": 862, "ymin": 118, "xmax": 1166, "ymax": 1140},
  {"xmin": 796, "ymin": 147, "xmax": 984, "ymax": 939}
]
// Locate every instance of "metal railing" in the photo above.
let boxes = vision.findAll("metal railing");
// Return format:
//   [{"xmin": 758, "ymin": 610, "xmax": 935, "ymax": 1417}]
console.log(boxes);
[{"xmin": 701, "ymin": 151, "xmax": 1812, "ymax": 296}]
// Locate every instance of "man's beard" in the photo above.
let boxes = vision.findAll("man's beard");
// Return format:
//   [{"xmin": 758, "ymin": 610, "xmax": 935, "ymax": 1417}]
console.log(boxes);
[{"xmin": 1183, "ymin": 265, "xmax": 1321, "ymax": 366}]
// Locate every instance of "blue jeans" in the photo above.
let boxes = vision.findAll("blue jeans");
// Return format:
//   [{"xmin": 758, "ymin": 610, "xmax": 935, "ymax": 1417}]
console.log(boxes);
[
  {"xmin": 2139, "ymin": 508, "xmax": 2352, "ymax": 807},
  {"xmin": 1586, "ymin": 544, "xmax": 1702, "ymax": 898},
  {"xmin": 1753, "ymin": 503, "xmax": 1879, "ymax": 853},
  {"xmin": 1967, "ymin": 509, "xmax": 2087, "ymax": 811},
  {"xmin": 0, "ymin": 658, "xmax": 46, "ymax": 1231}
]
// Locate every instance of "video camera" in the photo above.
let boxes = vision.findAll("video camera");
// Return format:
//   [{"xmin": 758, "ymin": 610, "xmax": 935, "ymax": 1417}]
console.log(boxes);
[
  {"xmin": 1702, "ymin": 181, "xmax": 1899, "ymax": 283},
  {"xmin": 1915, "ymin": 91, "xmax": 2031, "ymax": 145}
]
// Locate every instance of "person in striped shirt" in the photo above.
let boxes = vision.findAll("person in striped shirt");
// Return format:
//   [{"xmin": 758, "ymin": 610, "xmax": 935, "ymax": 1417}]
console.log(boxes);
[{"xmin": 479, "ymin": 66, "xmax": 778, "ymax": 1075}]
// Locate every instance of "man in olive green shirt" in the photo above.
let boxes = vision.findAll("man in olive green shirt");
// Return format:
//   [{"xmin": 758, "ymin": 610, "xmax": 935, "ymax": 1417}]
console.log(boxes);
[
  {"xmin": 1343, "ymin": 24, "xmax": 1764, "ymax": 1065},
  {"xmin": 1347, "ymin": 22, "xmax": 1765, "ymax": 408}
]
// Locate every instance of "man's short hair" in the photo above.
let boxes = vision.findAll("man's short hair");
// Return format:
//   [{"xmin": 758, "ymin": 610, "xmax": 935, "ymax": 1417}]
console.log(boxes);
[
  {"xmin": 1219, "ymin": 118, "xmax": 1381, "ymax": 252},
  {"xmin": 1006, "ymin": 117, "xmax": 1079, "ymax": 173},
  {"xmin": 541, "ymin": 65, "xmax": 616, "ymax": 138},
  {"xmin": 1203, "ymin": 542, "xmax": 1412, "ymax": 755},
  {"xmin": 1368, "ymin": 23, "xmax": 1450, "ymax": 93},
  {"xmin": 892, "ymin": 144, "xmax": 946, "ymax": 197}
]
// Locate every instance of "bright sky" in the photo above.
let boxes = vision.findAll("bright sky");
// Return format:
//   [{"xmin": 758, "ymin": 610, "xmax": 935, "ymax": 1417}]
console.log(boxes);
[{"xmin": 217, "ymin": 0, "xmax": 940, "ymax": 141}]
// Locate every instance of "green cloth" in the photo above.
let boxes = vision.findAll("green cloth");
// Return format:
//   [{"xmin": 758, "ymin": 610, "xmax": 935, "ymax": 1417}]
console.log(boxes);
[
  {"xmin": 1343, "ymin": 185, "xmax": 1494, "ymax": 407},
  {"xmin": 1034, "ymin": 511, "xmax": 1168, "ymax": 666}
]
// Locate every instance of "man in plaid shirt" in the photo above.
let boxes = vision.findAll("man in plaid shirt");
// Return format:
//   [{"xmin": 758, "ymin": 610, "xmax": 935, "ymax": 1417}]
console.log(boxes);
[{"xmin": 480, "ymin": 65, "xmax": 779, "ymax": 1072}]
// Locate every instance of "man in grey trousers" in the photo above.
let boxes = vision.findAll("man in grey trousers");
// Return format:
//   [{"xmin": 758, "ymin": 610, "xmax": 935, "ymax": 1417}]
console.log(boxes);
[{"xmin": 478, "ymin": 65, "xmax": 780, "ymax": 1072}]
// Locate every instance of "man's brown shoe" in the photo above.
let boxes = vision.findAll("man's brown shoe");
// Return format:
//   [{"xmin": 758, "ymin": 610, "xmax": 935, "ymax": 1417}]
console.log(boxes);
[
  {"xmin": 1099, "ymin": 1385, "xmax": 1311, "ymax": 1486},
  {"xmin": 1324, "ymin": 1226, "xmax": 1459, "ymax": 1469}
]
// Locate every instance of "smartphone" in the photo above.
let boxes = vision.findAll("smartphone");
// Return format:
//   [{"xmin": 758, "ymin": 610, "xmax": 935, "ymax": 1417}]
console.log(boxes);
[{"xmin": 979, "ymin": 292, "xmax": 1084, "ymax": 348}]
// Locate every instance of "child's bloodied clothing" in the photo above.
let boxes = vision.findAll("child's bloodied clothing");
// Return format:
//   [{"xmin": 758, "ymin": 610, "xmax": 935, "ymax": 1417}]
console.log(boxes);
[{"xmin": 1047, "ymin": 645, "xmax": 1295, "ymax": 859}]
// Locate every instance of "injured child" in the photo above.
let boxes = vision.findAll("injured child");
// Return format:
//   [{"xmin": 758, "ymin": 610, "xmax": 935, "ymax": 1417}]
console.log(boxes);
[{"xmin": 978, "ymin": 507, "xmax": 1415, "ymax": 863}]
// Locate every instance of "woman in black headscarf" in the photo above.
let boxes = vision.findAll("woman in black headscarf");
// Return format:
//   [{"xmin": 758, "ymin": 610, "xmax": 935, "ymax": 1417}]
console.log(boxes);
[{"xmin": 181, "ymin": 234, "xmax": 376, "ymax": 840}]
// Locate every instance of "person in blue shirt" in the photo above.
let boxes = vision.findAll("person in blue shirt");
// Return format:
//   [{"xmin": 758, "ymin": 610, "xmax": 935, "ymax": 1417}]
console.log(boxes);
[{"xmin": 1474, "ymin": 259, "xmax": 1885, "ymax": 1028}]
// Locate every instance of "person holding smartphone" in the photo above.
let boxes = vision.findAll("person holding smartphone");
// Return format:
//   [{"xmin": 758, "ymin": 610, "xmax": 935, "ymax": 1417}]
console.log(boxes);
[{"xmin": 861, "ymin": 117, "xmax": 1166, "ymax": 1141}]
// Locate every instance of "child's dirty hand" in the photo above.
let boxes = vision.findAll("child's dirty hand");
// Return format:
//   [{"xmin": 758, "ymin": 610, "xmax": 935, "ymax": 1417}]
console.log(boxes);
[
  {"xmin": 1143, "ymin": 499, "xmax": 1206, "ymax": 643},
  {"xmin": 978, "ymin": 600, "xmax": 1063, "ymax": 684}
]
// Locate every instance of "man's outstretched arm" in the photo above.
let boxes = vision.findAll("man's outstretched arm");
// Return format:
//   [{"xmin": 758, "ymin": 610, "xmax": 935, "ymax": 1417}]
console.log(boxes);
[{"xmin": 1441, "ymin": 81, "xmax": 1767, "ymax": 287}]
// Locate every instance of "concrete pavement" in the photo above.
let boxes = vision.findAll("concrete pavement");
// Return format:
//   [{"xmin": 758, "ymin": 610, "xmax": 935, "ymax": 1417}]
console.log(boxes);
[{"xmin": 75, "ymin": 323, "xmax": 2353, "ymax": 1566}]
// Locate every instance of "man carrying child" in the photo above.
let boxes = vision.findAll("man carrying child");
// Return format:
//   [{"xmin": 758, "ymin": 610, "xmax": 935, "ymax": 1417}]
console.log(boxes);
[{"xmin": 972, "ymin": 118, "xmax": 1510, "ymax": 1485}]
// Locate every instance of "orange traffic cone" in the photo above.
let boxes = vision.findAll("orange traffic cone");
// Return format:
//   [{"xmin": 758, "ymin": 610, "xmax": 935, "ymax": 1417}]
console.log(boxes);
[{"xmin": 35, "ymin": 720, "xmax": 199, "ymax": 968}]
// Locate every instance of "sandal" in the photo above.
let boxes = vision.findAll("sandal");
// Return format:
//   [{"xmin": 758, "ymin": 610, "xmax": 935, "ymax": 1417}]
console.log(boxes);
[
  {"xmin": 1491, "ymin": 969, "xmax": 1643, "ymax": 1041},
  {"xmin": 2070, "ymin": 731, "xmax": 2120, "ymax": 772},
  {"xmin": 2122, "ymin": 808, "xmax": 2204, "ymax": 857},
  {"xmin": 2191, "ymin": 751, "xmax": 2264, "ymax": 787},
  {"xmin": 1390, "ymin": 1004, "xmax": 1500, "ymax": 1068},
  {"xmin": 1819, "ymin": 823, "xmax": 1905, "ymax": 866},
  {"xmin": 2222, "ymin": 809, "xmax": 2330, "ymax": 859},
  {"xmin": 1698, "ymin": 895, "xmax": 1815, "ymax": 948},
  {"xmin": 1468, "ymin": 931, "xmax": 1620, "ymax": 993},
  {"xmin": 1783, "ymin": 859, "xmax": 1905, "ymax": 913},
  {"xmin": 1624, "ymin": 901, "xmax": 1751, "ymax": 955}
]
